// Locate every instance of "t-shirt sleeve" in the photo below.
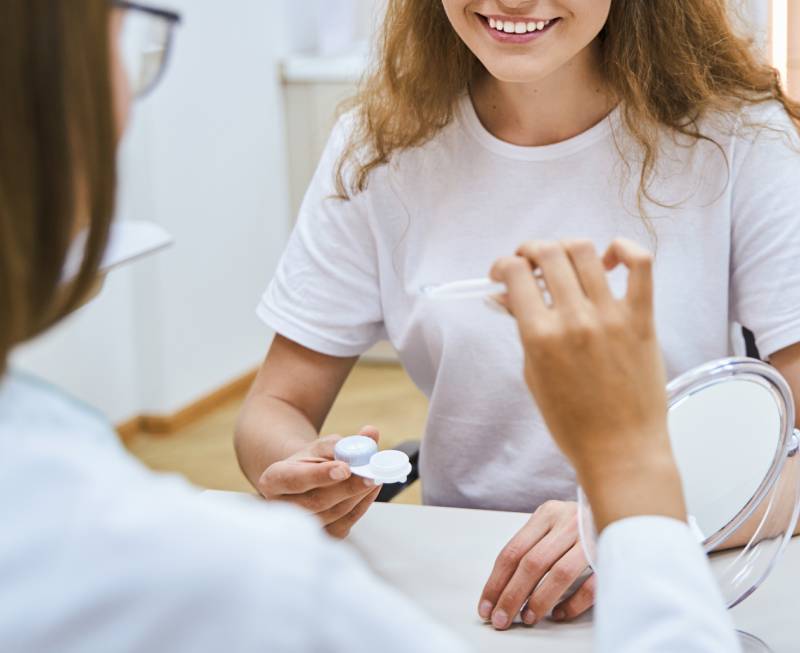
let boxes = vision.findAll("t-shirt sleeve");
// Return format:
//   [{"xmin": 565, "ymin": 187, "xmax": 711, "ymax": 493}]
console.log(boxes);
[
  {"xmin": 730, "ymin": 104, "xmax": 800, "ymax": 358},
  {"xmin": 257, "ymin": 115, "xmax": 385, "ymax": 357},
  {"xmin": 595, "ymin": 516, "xmax": 739, "ymax": 653}
]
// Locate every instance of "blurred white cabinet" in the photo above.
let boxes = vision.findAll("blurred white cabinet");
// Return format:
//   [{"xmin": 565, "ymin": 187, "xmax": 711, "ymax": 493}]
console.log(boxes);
[
  {"xmin": 281, "ymin": 51, "xmax": 397, "ymax": 362},
  {"xmin": 281, "ymin": 54, "xmax": 360, "ymax": 218}
]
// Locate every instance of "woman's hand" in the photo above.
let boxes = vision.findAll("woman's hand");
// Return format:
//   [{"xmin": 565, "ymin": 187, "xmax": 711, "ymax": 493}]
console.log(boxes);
[
  {"xmin": 258, "ymin": 426, "xmax": 382, "ymax": 538},
  {"xmin": 478, "ymin": 500, "xmax": 594, "ymax": 629},
  {"xmin": 490, "ymin": 238, "xmax": 685, "ymax": 535}
]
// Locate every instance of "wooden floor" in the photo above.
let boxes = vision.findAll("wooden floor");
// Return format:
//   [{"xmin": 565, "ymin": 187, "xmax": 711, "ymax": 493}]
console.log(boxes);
[{"xmin": 124, "ymin": 362, "xmax": 427, "ymax": 504}]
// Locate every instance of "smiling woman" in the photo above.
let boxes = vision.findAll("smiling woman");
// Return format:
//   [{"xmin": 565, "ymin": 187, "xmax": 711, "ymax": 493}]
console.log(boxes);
[{"xmin": 235, "ymin": 0, "xmax": 800, "ymax": 634}]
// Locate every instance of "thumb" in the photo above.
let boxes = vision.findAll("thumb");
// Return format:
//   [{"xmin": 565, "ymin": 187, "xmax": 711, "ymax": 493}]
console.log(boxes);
[{"xmin": 359, "ymin": 425, "xmax": 380, "ymax": 444}]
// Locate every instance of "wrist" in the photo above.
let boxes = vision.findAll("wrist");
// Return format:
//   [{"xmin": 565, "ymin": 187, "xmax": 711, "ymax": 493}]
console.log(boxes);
[{"xmin": 576, "ymin": 441, "xmax": 686, "ymax": 533}]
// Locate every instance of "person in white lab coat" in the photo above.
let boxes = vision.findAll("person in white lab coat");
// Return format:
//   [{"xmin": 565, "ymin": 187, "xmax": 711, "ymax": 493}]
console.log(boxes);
[{"xmin": 0, "ymin": 1, "xmax": 737, "ymax": 652}]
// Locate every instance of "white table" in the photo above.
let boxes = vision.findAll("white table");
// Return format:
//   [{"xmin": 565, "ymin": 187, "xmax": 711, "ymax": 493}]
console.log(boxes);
[{"xmin": 203, "ymin": 494, "xmax": 796, "ymax": 651}]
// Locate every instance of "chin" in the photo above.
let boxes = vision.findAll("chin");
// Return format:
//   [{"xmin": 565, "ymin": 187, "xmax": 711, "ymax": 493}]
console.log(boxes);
[{"xmin": 482, "ymin": 62, "xmax": 554, "ymax": 85}]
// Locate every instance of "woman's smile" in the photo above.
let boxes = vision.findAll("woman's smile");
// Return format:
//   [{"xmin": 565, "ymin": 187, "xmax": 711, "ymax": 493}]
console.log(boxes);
[{"xmin": 477, "ymin": 13, "xmax": 562, "ymax": 45}]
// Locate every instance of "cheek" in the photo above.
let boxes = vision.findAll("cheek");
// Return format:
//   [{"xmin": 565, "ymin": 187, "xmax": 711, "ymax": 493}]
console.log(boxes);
[
  {"xmin": 112, "ymin": 55, "xmax": 133, "ymax": 139},
  {"xmin": 441, "ymin": 0, "xmax": 471, "ymax": 36},
  {"xmin": 572, "ymin": 0, "xmax": 612, "ymax": 35},
  {"xmin": 109, "ymin": 11, "xmax": 132, "ymax": 140}
]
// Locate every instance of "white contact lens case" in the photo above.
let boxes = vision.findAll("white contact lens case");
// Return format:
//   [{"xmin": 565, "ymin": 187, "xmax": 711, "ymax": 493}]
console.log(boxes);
[{"xmin": 334, "ymin": 435, "xmax": 412, "ymax": 484}]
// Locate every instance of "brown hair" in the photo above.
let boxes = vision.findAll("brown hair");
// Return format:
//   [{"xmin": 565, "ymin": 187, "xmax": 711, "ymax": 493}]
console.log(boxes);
[
  {"xmin": 0, "ymin": 0, "xmax": 117, "ymax": 374},
  {"xmin": 337, "ymin": 0, "xmax": 800, "ymax": 202}
]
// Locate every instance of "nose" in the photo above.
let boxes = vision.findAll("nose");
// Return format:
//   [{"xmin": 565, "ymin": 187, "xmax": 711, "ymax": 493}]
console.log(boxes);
[{"xmin": 496, "ymin": 0, "xmax": 540, "ymax": 11}]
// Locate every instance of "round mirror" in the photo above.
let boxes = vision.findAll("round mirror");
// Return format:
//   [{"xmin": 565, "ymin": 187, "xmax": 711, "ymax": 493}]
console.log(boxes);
[
  {"xmin": 669, "ymin": 370, "xmax": 783, "ymax": 545},
  {"xmin": 578, "ymin": 358, "xmax": 800, "ymax": 651}
]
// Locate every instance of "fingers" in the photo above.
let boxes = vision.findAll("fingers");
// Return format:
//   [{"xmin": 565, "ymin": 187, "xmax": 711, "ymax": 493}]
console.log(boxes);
[
  {"xmin": 492, "ymin": 238, "xmax": 652, "ymax": 316},
  {"xmin": 602, "ymin": 238, "xmax": 654, "ymax": 313},
  {"xmin": 259, "ymin": 458, "xmax": 352, "ymax": 496},
  {"xmin": 552, "ymin": 573, "xmax": 596, "ymax": 622},
  {"xmin": 489, "ymin": 524, "xmax": 578, "ymax": 629},
  {"xmin": 260, "ymin": 459, "xmax": 375, "ymax": 509},
  {"xmin": 478, "ymin": 510, "xmax": 553, "ymax": 624},
  {"xmin": 523, "ymin": 543, "xmax": 590, "ymax": 624},
  {"xmin": 563, "ymin": 240, "xmax": 613, "ymax": 305},
  {"xmin": 516, "ymin": 241, "xmax": 584, "ymax": 309},
  {"xmin": 307, "ymin": 427, "xmax": 379, "ymax": 461},
  {"xmin": 317, "ymin": 483, "xmax": 377, "ymax": 528},
  {"xmin": 325, "ymin": 485, "xmax": 382, "ymax": 538},
  {"xmin": 490, "ymin": 256, "xmax": 547, "ymax": 328}
]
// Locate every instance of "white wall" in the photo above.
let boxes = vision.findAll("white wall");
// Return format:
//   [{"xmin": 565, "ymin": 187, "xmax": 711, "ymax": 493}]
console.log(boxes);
[{"xmin": 12, "ymin": 0, "xmax": 294, "ymax": 423}]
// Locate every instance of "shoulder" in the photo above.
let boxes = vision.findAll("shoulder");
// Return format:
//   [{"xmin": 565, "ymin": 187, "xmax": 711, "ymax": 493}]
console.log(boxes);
[
  {"xmin": 703, "ymin": 100, "xmax": 800, "ymax": 151},
  {"xmin": 327, "ymin": 100, "xmax": 470, "ymax": 196},
  {"xmin": 731, "ymin": 101, "xmax": 800, "ymax": 182},
  {"xmin": 0, "ymin": 372, "xmax": 113, "ymax": 441},
  {"xmin": 736, "ymin": 99, "xmax": 797, "ymax": 131}
]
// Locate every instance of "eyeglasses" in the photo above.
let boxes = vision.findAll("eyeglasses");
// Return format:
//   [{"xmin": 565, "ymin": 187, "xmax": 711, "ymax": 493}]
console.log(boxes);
[{"xmin": 111, "ymin": 1, "xmax": 181, "ymax": 98}]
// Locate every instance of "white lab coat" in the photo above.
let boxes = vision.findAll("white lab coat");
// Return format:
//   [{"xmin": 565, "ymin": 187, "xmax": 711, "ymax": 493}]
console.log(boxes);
[
  {"xmin": 596, "ymin": 517, "xmax": 741, "ymax": 652},
  {"xmin": 0, "ymin": 372, "xmax": 738, "ymax": 652}
]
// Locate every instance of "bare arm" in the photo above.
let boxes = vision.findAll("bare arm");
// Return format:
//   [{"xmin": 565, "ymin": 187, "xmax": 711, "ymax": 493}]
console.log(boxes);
[
  {"xmin": 708, "ymin": 341, "xmax": 800, "ymax": 549},
  {"xmin": 769, "ymin": 342, "xmax": 800, "ymax": 536},
  {"xmin": 771, "ymin": 342, "xmax": 800, "ymax": 430},
  {"xmin": 235, "ymin": 334, "xmax": 380, "ymax": 538},
  {"xmin": 234, "ymin": 334, "xmax": 357, "ymax": 485}
]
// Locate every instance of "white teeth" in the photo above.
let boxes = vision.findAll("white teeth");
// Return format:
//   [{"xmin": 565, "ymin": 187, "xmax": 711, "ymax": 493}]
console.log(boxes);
[{"xmin": 490, "ymin": 17, "xmax": 554, "ymax": 34}]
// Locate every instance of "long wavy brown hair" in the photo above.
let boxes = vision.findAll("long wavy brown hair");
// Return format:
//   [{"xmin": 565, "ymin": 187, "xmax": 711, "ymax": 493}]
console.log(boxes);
[{"xmin": 336, "ymin": 0, "xmax": 800, "ymax": 204}]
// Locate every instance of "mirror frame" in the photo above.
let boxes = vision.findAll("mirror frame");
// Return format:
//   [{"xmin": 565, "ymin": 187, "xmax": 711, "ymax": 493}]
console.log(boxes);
[{"xmin": 666, "ymin": 357, "xmax": 798, "ymax": 552}]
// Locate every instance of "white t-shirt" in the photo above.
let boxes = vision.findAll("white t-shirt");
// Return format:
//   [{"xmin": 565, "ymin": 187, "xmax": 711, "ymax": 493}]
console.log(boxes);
[
  {"xmin": 259, "ymin": 95, "xmax": 800, "ymax": 513},
  {"xmin": 0, "ymin": 373, "xmax": 464, "ymax": 653}
]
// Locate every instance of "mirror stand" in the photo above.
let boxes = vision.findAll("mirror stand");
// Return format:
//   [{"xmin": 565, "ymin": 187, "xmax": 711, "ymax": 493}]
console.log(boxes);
[{"xmin": 737, "ymin": 630, "xmax": 771, "ymax": 652}]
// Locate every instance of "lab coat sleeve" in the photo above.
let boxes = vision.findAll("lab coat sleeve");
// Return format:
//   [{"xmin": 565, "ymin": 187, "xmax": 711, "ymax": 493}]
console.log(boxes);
[
  {"xmin": 594, "ymin": 516, "xmax": 741, "ymax": 653},
  {"xmin": 79, "ymin": 472, "xmax": 470, "ymax": 653}
]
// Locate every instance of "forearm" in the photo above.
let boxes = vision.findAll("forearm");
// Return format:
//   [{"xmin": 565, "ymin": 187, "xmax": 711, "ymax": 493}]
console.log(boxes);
[
  {"xmin": 716, "ymin": 344, "xmax": 800, "ymax": 547},
  {"xmin": 234, "ymin": 394, "xmax": 320, "ymax": 488},
  {"xmin": 713, "ymin": 460, "xmax": 800, "ymax": 549}
]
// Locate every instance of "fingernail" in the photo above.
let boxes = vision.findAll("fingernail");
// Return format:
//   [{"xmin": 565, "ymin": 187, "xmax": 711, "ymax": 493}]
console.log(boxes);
[
  {"xmin": 330, "ymin": 466, "xmax": 349, "ymax": 481},
  {"xmin": 479, "ymin": 600, "xmax": 493, "ymax": 620},
  {"xmin": 553, "ymin": 608, "xmax": 566, "ymax": 621},
  {"xmin": 523, "ymin": 609, "xmax": 537, "ymax": 625},
  {"xmin": 363, "ymin": 477, "xmax": 377, "ymax": 487},
  {"xmin": 491, "ymin": 610, "xmax": 509, "ymax": 629}
]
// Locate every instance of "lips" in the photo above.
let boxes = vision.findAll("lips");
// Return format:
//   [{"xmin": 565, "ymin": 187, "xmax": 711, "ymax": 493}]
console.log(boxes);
[
  {"xmin": 486, "ymin": 16, "xmax": 555, "ymax": 34},
  {"xmin": 477, "ymin": 13, "xmax": 562, "ymax": 44}
]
